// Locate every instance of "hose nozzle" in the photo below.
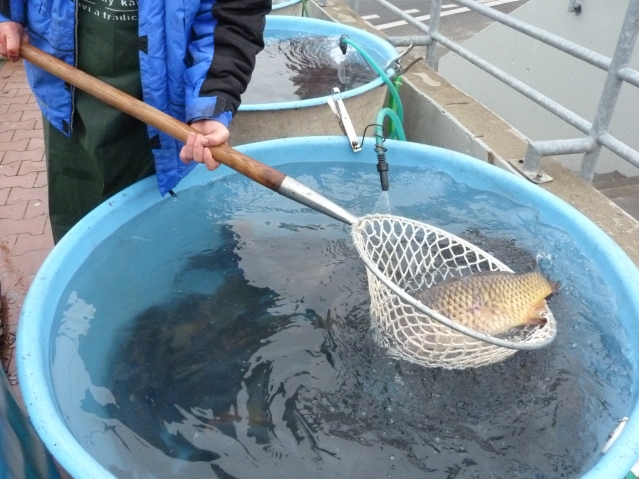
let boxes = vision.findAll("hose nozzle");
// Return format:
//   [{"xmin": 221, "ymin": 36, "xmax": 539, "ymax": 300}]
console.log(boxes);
[
  {"xmin": 375, "ymin": 145, "xmax": 389, "ymax": 191},
  {"xmin": 339, "ymin": 35, "xmax": 349, "ymax": 55}
]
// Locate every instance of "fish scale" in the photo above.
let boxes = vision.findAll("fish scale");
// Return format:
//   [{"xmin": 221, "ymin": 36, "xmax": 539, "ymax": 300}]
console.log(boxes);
[{"xmin": 413, "ymin": 271, "xmax": 555, "ymax": 336}]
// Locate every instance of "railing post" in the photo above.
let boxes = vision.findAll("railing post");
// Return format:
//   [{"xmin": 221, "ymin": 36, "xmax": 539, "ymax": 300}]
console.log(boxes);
[
  {"xmin": 425, "ymin": 0, "xmax": 443, "ymax": 70},
  {"xmin": 580, "ymin": 0, "xmax": 639, "ymax": 182}
]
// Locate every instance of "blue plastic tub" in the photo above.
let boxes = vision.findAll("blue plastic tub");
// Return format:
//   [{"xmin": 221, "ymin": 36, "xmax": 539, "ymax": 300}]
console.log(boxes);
[
  {"xmin": 230, "ymin": 17, "xmax": 398, "ymax": 145},
  {"xmin": 17, "ymin": 137, "xmax": 639, "ymax": 478}
]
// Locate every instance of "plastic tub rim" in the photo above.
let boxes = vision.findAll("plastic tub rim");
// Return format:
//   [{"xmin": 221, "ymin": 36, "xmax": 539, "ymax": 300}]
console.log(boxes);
[
  {"xmin": 271, "ymin": 0, "xmax": 301, "ymax": 10},
  {"xmin": 238, "ymin": 16, "xmax": 397, "ymax": 111},
  {"xmin": 16, "ymin": 136, "xmax": 639, "ymax": 479}
]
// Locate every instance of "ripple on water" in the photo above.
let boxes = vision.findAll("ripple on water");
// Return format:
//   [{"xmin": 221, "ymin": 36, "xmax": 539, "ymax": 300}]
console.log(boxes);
[
  {"xmin": 242, "ymin": 35, "xmax": 379, "ymax": 104},
  {"xmin": 51, "ymin": 163, "xmax": 634, "ymax": 479}
]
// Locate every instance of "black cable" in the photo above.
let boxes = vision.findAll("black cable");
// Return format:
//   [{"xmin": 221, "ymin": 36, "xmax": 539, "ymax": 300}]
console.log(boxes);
[{"xmin": 360, "ymin": 123, "xmax": 385, "ymax": 150}]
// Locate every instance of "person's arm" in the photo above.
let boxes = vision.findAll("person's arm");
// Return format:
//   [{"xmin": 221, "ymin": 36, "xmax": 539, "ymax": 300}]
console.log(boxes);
[{"xmin": 180, "ymin": 0, "xmax": 271, "ymax": 169}]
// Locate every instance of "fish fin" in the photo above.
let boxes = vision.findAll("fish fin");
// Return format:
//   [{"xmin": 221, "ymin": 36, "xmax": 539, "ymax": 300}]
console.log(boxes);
[
  {"xmin": 525, "ymin": 315, "xmax": 547, "ymax": 327},
  {"xmin": 550, "ymin": 281, "xmax": 561, "ymax": 293},
  {"xmin": 530, "ymin": 257, "xmax": 539, "ymax": 272},
  {"xmin": 526, "ymin": 301, "xmax": 549, "ymax": 326}
]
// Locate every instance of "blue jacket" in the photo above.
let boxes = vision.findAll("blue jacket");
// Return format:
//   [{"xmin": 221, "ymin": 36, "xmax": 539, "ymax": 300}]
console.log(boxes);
[{"xmin": 0, "ymin": 0, "xmax": 270, "ymax": 195}]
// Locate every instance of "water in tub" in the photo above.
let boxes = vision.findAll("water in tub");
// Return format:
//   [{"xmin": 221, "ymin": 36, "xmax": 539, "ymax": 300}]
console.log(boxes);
[
  {"xmin": 241, "ymin": 35, "xmax": 380, "ymax": 104},
  {"xmin": 51, "ymin": 162, "xmax": 633, "ymax": 478}
]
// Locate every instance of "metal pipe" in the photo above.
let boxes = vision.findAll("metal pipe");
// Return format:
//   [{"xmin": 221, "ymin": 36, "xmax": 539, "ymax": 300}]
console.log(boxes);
[
  {"xmin": 522, "ymin": 137, "xmax": 597, "ymax": 175},
  {"xmin": 598, "ymin": 132, "xmax": 639, "ymax": 169},
  {"xmin": 426, "ymin": 0, "xmax": 443, "ymax": 69},
  {"xmin": 388, "ymin": 35, "xmax": 431, "ymax": 47},
  {"xmin": 448, "ymin": 0, "xmax": 611, "ymax": 71},
  {"xmin": 429, "ymin": 30, "xmax": 592, "ymax": 133},
  {"xmin": 617, "ymin": 66, "xmax": 639, "ymax": 87},
  {"xmin": 580, "ymin": 0, "xmax": 639, "ymax": 182}
]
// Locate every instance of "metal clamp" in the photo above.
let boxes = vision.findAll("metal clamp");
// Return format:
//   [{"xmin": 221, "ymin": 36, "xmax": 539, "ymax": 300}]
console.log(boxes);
[
  {"xmin": 384, "ymin": 43, "xmax": 425, "ymax": 77},
  {"xmin": 327, "ymin": 88, "xmax": 361, "ymax": 152}
]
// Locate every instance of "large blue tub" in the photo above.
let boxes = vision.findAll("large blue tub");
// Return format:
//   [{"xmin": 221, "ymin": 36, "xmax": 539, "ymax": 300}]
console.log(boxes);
[
  {"xmin": 17, "ymin": 137, "xmax": 639, "ymax": 478},
  {"xmin": 230, "ymin": 17, "xmax": 398, "ymax": 145}
]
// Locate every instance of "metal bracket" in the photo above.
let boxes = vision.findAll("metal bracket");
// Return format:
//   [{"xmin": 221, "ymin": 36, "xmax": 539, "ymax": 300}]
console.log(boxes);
[
  {"xmin": 384, "ymin": 43, "xmax": 425, "ymax": 77},
  {"xmin": 327, "ymin": 88, "xmax": 361, "ymax": 152},
  {"xmin": 508, "ymin": 158, "xmax": 553, "ymax": 184},
  {"xmin": 568, "ymin": 0, "xmax": 582, "ymax": 15}
]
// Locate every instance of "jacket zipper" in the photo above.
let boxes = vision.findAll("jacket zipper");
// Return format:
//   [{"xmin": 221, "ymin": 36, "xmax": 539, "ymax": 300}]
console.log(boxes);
[{"xmin": 69, "ymin": 0, "xmax": 79, "ymax": 135}]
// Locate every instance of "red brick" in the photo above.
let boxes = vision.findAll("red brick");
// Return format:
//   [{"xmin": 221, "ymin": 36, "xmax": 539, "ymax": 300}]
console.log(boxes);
[
  {"xmin": 12, "ymin": 128, "xmax": 42, "ymax": 141},
  {"xmin": 0, "ymin": 234, "xmax": 18, "ymax": 249},
  {"xmin": 5, "ymin": 185, "xmax": 47, "ymax": 204},
  {"xmin": 27, "ymin": 137, "xmax": 44, "ymax": 150},
  {"xmin": 16, "ymin": 88, "xmax": 35, "ymax": 99},
  {"xmin": 14, "ymin": 232, "xmax": 54, "ymax": 255},
  {"xmin": 0, "ymin": 214, "xmax": 47, "ymax": 236},
  {"xmin": 0, "ymin": 94, "xmax": 29, "ymax": 106},
  {"xmin": 17, "ymin": 160, "xmax": 46, "ymax": 175},
  {"xmin": 2, "ymin": 82, "xmax": 28, "ymax": 91},
  {"xmin": 0, "ymin": 174, "xmax": 36, "ymax": 189},
  {"xmin": 0, "ymin": 112, "xmax": 25, "ymax": 123},
  {"xmin": 1, "ymin": 147, "xmax": 44, "ymax": 164},
  {"xmin": 0, "ymin": 118, "xmax": 36, "ymax": 134},
  {"xmin": 0, "ymin": 162, "xmax": 20, "ymax": 176},
  {"xmin": 0, "ymin": 200, "xmax": 28, "ymax": 220},
  {"xmin": 34, "ymin": 117, "xmax": 42, "ymax": 129},
  {"xmin": 0, "ymin": 131, "xmax": 14, "ymax": 142},
  {"xmin": 0, "ymin": 89, "xmax": 17, "ymax": 99},
  {"xmin": 9, "ymin": 102, "xmax": 41, "ymax": 113},
  {"xmin": 16, "ymin": 88, "xmax": 33, "ymax": 98},
  {"xmin": 16, "ymin": 248, "xmax": 51, "ymax": 275},
  {"xmin": 0, "ymin": 139, "xmax": 28, "ymax": 152},
  {"xmin": 0, "ymin": 104, "xmax": 9, "ymax": 115},
  {"xmin": 0, "ymin": 63, "xmax": 22, "ymax": 78},
  {"xmin": 33, "ymin": 171, "xmax": 47, "ymax": 188},
  {"xmin": 25, "ymin": 198, "xmax": 48, "ymax": 219},
  {"xmin": 29, "ymin": 95, "xmax": 38, "ymax": 105},
  {"xmin": 7, "ymin": 71, "xmax": 26, "ymax": 82},
  {"xmin": 20, "ymin": 109, "xmax": 42, "ymax": 122},
  {"xmin": 0, "ymin": 187, "xmax": 9, "ymax": 205}
]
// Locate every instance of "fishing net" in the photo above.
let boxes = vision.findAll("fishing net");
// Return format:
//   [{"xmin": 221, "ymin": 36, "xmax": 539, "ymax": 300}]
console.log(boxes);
[{"xmin": 350, "ymin": 214, "xmax": 557, "ymax": 369}]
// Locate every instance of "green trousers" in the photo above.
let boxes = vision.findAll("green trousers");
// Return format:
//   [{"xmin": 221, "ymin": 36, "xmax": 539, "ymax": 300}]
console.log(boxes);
[{"xmin": 43, "ymin": 89, "xmax": 155, "ymax": 243}]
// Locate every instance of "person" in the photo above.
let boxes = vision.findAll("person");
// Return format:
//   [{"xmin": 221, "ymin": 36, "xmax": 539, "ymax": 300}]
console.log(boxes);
[{"xmin": 0, "ymin": 0, "xmax": 271, "ymax": 242}]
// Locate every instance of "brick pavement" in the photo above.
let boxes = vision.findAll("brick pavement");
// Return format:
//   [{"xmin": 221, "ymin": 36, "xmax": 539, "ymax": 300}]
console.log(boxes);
[{"xmin": 0, "ymin": 59, "xmax": 53, "ymax": 394}]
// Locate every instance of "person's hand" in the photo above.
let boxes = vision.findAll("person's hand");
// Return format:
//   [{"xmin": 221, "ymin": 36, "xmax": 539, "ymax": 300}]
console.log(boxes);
[
  {"xmin": 179, "ymin": 119, "xmax": 229, "ymax": 171},
  {"xmin": 0, "ymin": 21, "xmax": 28, "ymax": 62}
]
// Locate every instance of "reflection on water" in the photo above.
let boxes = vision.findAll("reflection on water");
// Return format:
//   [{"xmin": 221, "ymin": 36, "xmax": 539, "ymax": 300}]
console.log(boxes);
[
  {"xmin": 52, "ymin": 163, "xmax": 634, "ymax": 478},
  {"xmin": 242, "ymin": 35, "xmax": 379, "ymax": 104}
]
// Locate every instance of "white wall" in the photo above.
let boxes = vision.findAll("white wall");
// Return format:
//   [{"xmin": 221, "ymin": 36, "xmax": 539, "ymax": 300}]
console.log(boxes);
[{"xmin": 439, "ymin": 0, "xmax": 639, "ymax": 177}]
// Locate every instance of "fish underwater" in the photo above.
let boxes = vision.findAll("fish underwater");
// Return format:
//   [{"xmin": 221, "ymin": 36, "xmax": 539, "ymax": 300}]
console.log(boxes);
[{"xmin": 413, "ymin": 270, "xmax": 559, "ymax": 336}]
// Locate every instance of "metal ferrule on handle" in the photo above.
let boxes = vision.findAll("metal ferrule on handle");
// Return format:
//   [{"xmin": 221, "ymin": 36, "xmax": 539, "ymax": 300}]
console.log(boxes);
[{"xmin": 279, "ymin": 177, "xmax": 358, "ymax": 225}]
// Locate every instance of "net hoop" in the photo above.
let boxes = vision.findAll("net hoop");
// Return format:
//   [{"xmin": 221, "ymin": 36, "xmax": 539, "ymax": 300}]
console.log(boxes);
[{"xmin": 351, "ymin": 214, "xmax": 557, "ymax": 368}]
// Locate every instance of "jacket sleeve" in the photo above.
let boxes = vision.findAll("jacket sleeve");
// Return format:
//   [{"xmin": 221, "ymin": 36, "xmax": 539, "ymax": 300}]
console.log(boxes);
[
  {"xmin": 0, "ymin": 0, "xmax": 26, "ymax": 24},
  {"xmin": 185, "ymin": 0, "xmax": 271, "ymax": 127}
]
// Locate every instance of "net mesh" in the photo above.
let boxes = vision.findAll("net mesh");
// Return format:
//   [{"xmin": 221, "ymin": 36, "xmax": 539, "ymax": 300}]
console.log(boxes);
[{"xmin": 351, "ymin": 214, "xmax": 557, "ymax": 369}]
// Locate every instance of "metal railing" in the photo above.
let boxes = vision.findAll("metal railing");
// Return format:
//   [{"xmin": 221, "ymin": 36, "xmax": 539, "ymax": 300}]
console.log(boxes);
[{"xmin": 352, "ymin": 0, "xmax": 639, "ymax": 183}]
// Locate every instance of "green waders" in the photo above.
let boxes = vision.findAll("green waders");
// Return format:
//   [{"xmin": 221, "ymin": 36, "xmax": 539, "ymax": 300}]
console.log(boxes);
[{"xmin": 44, "ymin": 0, "xmax": 155, "ymax": 243}]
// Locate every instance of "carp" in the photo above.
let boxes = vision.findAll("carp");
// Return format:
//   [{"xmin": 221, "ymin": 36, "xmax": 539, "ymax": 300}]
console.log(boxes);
[{"xmin": 413, "ymin": 271, "xmax": 558, "ymax": 336}]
